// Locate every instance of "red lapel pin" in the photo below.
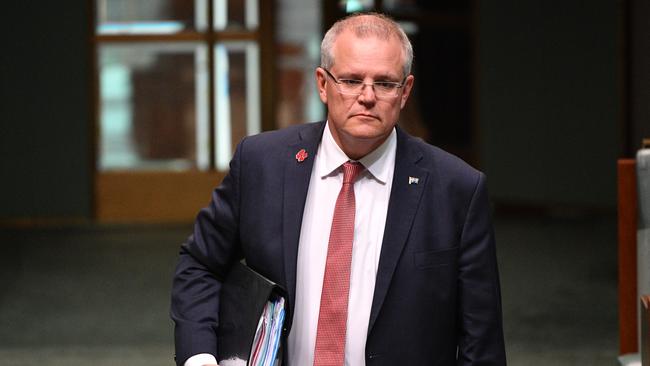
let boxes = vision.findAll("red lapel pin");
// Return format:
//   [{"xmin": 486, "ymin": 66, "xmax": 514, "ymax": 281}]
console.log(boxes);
[{"xmin": 295, "ymin": 149, "xmax": 308, "ymax": 162}]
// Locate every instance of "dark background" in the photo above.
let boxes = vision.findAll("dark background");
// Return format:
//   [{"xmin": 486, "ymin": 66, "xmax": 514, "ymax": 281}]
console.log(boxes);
[
  {"xmin": 0, "ymin": 1, "xmax": 647, "ymax": 364},
  {"xmin": 2, "ymin": 0, "xmax": 648, "ymax": 219}
]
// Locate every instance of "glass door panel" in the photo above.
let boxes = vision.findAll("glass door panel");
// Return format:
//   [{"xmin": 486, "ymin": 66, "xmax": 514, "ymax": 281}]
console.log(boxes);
[
  {"xmin": 338, "ymin": 0, "xmax": 375, "ymax": 13},
  {"xmin": 98, "ymin": 43, "xmax": 210, "ymax": 171},
  {"xmin": 214, "ymin": 0, "xmax": 259, "ymax": 30},
  {"xmin": 214, "ymin": 42, "xmax": 260, "ymax": 170},
  {"xmin": 93, "ymin": 0, "xmax": 270, "ymax": 222},
  {"xmin": 96, "ymin": 0, "xmax": 208, "ymax": 34}
]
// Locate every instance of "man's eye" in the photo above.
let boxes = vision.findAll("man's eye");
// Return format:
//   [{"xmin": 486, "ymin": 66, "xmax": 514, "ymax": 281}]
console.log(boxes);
[
  {"xmin": 340, "ymin": 79, "xmax": 363, "ymax": 86},
  {"xmin": 375, "ymin": 82, "xmax": 398, "ymax": 90}
]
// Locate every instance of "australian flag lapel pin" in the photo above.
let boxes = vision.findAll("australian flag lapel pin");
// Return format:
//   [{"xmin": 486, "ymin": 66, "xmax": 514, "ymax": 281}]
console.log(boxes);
[{"xmin": 408, "ymin": 176, "xmax": 419, "ymax": 185}]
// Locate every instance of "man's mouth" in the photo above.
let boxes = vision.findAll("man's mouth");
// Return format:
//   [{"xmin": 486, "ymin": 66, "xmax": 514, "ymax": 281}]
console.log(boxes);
[{"xmin": 352, "ymin": 113, "xmax": 378, "ymax": 120}]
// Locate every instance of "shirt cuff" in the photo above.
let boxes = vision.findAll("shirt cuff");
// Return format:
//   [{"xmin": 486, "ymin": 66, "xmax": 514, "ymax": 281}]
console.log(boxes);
[{"xmin": 184, "ymin": 353, "xmax": 218, "ymax": 366}]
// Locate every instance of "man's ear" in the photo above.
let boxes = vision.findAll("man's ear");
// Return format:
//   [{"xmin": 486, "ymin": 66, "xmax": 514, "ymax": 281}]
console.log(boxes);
[
  {"xmin": 400, "ymin": 74, "xmax": 415, "ymax": 109},
  {"xmin": 315, "ymin": 67, "xmax": 328, "ymax": 104}
]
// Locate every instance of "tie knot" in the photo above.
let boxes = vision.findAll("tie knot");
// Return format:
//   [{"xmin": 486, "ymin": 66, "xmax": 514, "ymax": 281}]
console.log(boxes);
[{"xmin": 342, "ymin": 161, "xmax": 364, "ymax": 184}]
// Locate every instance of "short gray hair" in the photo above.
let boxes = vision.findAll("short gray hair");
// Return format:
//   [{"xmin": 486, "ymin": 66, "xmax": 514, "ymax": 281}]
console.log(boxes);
[{"xmin": 320, "ymin": 12, "xmax": 413, "ymax": 77}]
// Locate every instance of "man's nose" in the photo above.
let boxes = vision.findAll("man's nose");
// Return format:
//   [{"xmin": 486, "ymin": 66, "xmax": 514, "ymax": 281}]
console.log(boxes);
[{"xmin": 357, "ymin": 83, "xmax": 377, "ymax": 103}]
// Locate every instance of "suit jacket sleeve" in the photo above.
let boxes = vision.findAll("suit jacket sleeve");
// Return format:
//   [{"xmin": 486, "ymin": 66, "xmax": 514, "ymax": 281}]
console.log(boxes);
[
  {"xmin": 170, "ymin": 139, "xmax": 245, "ymax": 366},
  {"xmin": 457, "ymin": 173, "xmax": 506, "ymax": 365}
]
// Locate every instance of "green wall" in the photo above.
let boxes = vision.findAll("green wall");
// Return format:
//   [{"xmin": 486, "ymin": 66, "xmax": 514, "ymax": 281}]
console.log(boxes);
[
  {"xmin": 0, "ymin": 2, "xmax": 92, "ymax": 218},
  {"xmin": 478, "ymin": 0, "xmax": 621, "ymax": 207}
]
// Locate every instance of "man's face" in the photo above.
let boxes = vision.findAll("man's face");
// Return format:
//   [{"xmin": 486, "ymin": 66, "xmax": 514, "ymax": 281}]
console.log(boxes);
[{"xmin": 316, "ymin": 30, "xmax": 414, "ymax": 158}]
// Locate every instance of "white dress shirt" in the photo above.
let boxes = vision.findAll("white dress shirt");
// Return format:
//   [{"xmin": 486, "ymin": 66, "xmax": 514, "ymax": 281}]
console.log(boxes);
[
  {"xmin": 287, "ymin": 123, "xmax": 396, "ymax": 366},
  {"xmin": 185, "ymin": 123, "xmax": 396, "ymax": 366}
]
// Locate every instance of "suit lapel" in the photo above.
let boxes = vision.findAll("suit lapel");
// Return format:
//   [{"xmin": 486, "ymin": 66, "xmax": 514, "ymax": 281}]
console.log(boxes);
[
  {"xmin": 368, "ymin": 127, "xmax": 428, "ymax": 333},
  {"xmin": 282, "ymin": 122, "xmax": 326, "ymax": 314}
]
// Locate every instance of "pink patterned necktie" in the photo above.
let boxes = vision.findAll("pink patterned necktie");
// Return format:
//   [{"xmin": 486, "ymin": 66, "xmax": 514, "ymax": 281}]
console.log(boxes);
[{"xmin": 313, "ymin": 161, "xmax": 365, "ymax": 366}]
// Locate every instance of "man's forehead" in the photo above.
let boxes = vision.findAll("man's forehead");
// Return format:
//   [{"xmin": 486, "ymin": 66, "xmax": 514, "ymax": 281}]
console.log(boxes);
[
  {"xmin": 331, "ymin": 31, "xmax": 404, "ymax": 77},
  {"xmin": 336, "ymin": 28, "xmax": 397, "ymax": 43},
  {"xmin": 332, "ymin": 30, "xmax": 402, "ymax": 58}
]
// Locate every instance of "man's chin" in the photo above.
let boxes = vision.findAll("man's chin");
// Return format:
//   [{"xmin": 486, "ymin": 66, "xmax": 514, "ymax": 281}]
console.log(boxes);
[
  {"xmin": 345, "ymin": 118, "xmax": 385, "ymax": 134},
  {"xmin": 342, "ymin": 127, "xmax": 391, "ymax": 144}
]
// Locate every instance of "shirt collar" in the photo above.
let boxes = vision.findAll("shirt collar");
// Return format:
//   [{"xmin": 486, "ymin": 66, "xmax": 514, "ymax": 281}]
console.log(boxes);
[{"xmin": 317, "ymin": 121, "xmax": 396, "ymax": 184}]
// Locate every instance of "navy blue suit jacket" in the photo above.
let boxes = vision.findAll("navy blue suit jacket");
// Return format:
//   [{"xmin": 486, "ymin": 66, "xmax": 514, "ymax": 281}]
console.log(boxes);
[{"xmin": 171, "ymin": 121, "xmax": 506, "ymax": 365}]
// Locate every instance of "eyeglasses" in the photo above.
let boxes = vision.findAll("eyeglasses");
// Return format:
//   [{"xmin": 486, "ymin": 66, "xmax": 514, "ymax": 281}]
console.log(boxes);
[{"xmin": 322, "ymin": 68, "xmax": 406, "ymax": 98}]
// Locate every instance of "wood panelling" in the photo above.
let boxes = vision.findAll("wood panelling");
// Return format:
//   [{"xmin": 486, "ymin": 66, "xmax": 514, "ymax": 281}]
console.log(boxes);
[
  {"xmin": 618, "ymin": 159, "xmax": 638, "ymax": 354},
  {"xmin": 96, "ymin": 171, "xmax": 225, "ymax": 223}
]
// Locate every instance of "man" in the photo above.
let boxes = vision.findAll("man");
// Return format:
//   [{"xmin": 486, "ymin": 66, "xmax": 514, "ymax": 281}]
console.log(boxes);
[{"xmin": 172, "ymin": 12, "xmax": 506, "ymax": 366}]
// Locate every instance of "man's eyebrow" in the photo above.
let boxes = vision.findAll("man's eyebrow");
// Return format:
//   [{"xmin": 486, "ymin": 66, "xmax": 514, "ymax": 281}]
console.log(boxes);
[
  {"xmin": 375, "ymin": 73, "xmax": 401, "ymax": 81},
  {"xmin": 336, "ymin": 71, "xmax": 363, "ymax": 79},
  {"xmin": 338, "ymin": 72, "xmax": 401, "ymax": 81}
]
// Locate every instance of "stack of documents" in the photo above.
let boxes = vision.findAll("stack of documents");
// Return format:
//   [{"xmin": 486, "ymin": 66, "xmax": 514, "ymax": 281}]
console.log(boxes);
[
  {"xmin": 217, "ymin": 262, "xmax": 289, "ymax": 366},
  {"xmin": 248, "ymin": 297, "xmax": 286, "ymax": 366}
]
